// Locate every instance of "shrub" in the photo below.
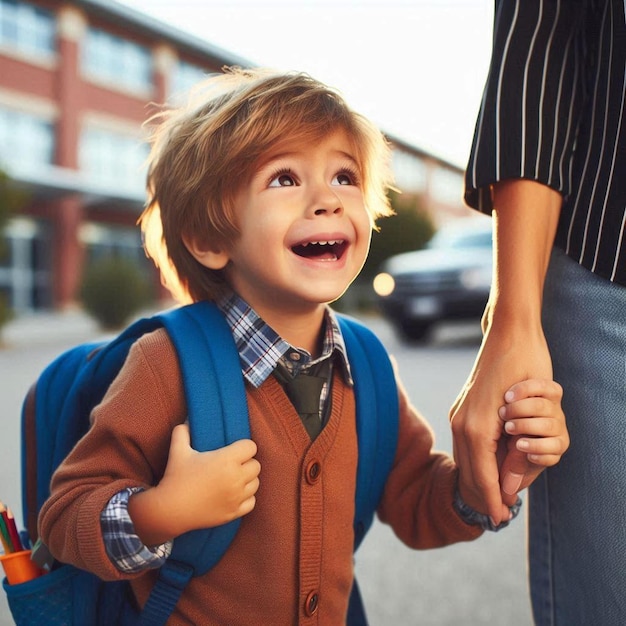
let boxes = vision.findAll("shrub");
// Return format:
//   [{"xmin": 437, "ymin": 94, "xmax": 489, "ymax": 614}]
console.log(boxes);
[
  {"xmin": 0, "ymin": 168, "xmax": 29, "ymax": 341},
  {"xmin": 0, "ymin": 293, "xmax": 13, "ymax": 343},
  {"xmin": 80, "ymin": 256, "xmax": 154, "ymax": 330}
]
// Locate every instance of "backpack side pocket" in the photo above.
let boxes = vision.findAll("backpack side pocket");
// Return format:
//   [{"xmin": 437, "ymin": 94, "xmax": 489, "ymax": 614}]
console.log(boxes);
[{"xmin": 3, "ymin": 563, "xmax": 135, "ymax": 626}]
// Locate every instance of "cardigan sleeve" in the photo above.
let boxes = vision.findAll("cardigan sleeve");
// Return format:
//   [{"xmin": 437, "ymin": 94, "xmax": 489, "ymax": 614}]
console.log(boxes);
[
  {"xmin": 465, "ymin": 0, "xmax": 588, "ymax": 213},
  {"xmin": 376, "ymin": 374, "xmax": 483, "ymax": 549},
  {"xmin": 38, "ymin": 329, "xmax": 186, "ymax": 581}
]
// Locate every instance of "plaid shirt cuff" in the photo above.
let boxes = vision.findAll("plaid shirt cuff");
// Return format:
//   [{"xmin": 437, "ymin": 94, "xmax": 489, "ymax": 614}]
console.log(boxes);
[
  {"xmin": 453, "ymin": 487, "xmax": 522, "ymax": 532},
  {"xmin": 101, "ymin": 487, "xmax": 172, "ymax": 573}
]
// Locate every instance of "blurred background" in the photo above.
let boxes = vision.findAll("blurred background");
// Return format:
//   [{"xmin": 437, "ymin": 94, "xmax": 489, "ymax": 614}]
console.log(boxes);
[{"xmin": 0, "ymin": 2, "xmax": 538, "ymax": 625}]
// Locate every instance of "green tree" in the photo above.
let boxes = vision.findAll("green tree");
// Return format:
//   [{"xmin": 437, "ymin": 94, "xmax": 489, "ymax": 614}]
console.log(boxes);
[
  {"xmin": 0, "ymin": 169, "xmax": 29, "ymax": 338},
  {"xmin": 0, "ymin": 170, "xmax": 17, "ymax": 238}
]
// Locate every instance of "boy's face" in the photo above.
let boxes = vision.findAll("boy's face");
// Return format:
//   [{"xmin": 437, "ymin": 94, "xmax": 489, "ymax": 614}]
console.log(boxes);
[{"xmin": 222, "ymin": 128, "xmax": 372, "ymax": 318}]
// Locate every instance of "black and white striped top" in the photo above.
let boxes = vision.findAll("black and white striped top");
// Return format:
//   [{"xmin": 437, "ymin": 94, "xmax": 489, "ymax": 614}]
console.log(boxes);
[{"xmin": 465, "ymin": 0, "xmax": 626, "ymax": 286}]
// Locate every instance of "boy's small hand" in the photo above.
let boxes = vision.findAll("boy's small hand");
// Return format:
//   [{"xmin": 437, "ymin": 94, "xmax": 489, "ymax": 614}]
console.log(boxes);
[
  {"xmin": 157, "ymin": 423, "xmax": 261, "ymax": 537},
  {"xmin": 497, "ymin": 379, "xmax": 569, "ymax": 497}
]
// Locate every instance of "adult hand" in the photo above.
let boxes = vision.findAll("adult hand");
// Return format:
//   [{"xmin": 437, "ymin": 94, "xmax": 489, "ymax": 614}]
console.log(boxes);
[{"xmin": 450, "ymin": 314, "xmax": 553, "ymax": 523}]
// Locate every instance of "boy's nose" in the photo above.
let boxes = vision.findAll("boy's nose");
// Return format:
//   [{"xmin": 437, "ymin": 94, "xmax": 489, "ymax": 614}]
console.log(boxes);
[
  {"xmin": 314, "ymin": 204, "xmax": 342, "ymax": 216},
  {"xmin": 308, "ymin": 184, "xmax": 343, "ymax": 217}
]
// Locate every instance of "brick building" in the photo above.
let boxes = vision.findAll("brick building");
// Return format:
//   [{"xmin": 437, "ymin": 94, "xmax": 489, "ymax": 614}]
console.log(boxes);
[{"xmin": 0, "ymin": 0, "xmax": 466, "ymax": 313}]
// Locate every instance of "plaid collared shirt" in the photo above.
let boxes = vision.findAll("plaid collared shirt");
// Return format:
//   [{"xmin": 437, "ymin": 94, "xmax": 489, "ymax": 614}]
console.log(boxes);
[
  {"xmin": 101, "ymin": 293, "xmax": 352, "ymax": 573},
  {"xmin": 219, "ymin": 291, "xmax": 352, "ymax": 408}
]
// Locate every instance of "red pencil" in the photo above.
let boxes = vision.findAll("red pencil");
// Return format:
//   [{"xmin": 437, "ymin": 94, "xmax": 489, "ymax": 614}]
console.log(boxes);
[{"xmin": 2, "ymin": 507, "xmax": 23, "ymax": 553}]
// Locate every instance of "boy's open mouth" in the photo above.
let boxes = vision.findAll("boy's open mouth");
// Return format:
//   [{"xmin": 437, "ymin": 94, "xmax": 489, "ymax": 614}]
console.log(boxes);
[{"xmin": 292, "ymin": 240, "xmax": 347, "ymax": 261}]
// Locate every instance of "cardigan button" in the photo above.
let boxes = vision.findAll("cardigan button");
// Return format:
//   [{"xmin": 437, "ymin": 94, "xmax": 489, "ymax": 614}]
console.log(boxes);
[
  {"xmin": 305, "ymin": 460, "xmax": 321, "ymax": 484},
  {"xmin": 305, "ymin": 590, "xmax": 319, "ymax": 616}
]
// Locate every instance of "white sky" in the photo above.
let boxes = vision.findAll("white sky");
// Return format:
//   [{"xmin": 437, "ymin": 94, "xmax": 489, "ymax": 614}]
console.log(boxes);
[{"xmin": 118, "ymin": 0, "xmax": 495, "ymax": 168}]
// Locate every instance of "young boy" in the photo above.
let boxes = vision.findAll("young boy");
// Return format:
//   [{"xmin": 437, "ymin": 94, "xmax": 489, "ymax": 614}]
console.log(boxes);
[{"xmin": 39, "ymin": 67, "xmax": 569, "ymax": 625}]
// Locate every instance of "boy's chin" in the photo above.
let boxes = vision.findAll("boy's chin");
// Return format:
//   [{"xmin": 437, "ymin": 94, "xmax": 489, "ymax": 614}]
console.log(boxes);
[
  {"xmin": 326, "ymin": 291, "xmax": 349, "ymax": 306},
  {"xmin": 271, "ymin": 279, "xmax": 358, "ymax": 311},
  {"xmin": 316, "ymin": 282, "xmax": 356, "ymax": 304}
]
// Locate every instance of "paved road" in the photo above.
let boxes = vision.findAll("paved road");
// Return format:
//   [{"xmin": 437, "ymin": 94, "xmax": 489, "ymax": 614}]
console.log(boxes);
[{"xmin": 0, "ymin": 312, "xmax": 533, "ymax": 625}]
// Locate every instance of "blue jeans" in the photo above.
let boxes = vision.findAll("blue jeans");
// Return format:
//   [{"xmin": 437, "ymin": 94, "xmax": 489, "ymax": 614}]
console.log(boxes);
[{"xmin": 530, "ymin": 247, "xmax": 626, "ymax": 625}]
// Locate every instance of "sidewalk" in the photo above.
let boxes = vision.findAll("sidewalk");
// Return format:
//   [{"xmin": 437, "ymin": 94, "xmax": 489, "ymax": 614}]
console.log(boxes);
[{"xmin": 2, "ymin": 309, "xmax": 101, "ymax": 349}]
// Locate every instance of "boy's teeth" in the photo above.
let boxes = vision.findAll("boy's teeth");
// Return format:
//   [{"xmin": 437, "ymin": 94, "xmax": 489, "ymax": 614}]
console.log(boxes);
[{"xmin": 301, "ymin": 240, "xmax": 340, "ymax": 246}]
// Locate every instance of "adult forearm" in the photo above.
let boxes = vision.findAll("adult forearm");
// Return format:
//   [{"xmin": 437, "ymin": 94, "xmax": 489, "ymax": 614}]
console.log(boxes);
[{"xmin": 488, "ymin": 179, "xmax": 562, "ymax": 327}]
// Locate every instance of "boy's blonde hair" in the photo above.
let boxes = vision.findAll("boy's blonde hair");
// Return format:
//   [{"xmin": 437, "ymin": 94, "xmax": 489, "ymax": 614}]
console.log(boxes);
[{"xmin": 140, "ymin": 66, "xmax": 395, "ymax": 303}]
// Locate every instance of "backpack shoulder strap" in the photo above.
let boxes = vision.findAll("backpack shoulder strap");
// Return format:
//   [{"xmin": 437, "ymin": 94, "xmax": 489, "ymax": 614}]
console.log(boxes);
[
  {"xmin": 157, "ymin": 301, "xmax": 250, "ymax": 451},
  {"xmin": 338, "ymin": 314, "xmax": 399, "ymax": 626},
  {"xmin": 139, "ymin": 301, "xmax": 249, "ymax": 626},
  {"xmin": 337, "ymin": 314, "xmax": 399, "ymax": 549}
]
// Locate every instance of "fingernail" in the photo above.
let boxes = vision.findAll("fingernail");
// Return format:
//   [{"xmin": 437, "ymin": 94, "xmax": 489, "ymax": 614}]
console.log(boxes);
[
  {"xmin": 504, "ymin": 390, "xmax": 515, "ymax": 403},
  {"xmin": 502, "ymin": 472, "xmax": 523, "ymax": 495},
  {"xmin": 499, "ymin": 406, "xmax": 506, "ymax": 419},
  {"xmin": 505, "ymin": 421, "xmax": 515, "ymax": 433},
  {"xmin": 517, "ymin": 438, "xmax": 529, "ymax": 450}
]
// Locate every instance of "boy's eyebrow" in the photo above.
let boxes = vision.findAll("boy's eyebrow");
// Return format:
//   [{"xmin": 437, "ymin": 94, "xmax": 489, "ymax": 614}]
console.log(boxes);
[
  {"xmin": 258, "ymin": 149, "xmax": 360, "ymax": 169},
  {"xmin": 336, "ymin": 151, "xmax": 360, "ymax": 166}
]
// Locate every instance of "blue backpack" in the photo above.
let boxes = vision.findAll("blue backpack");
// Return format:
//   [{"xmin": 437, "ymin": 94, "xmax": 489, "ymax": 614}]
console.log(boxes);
[{"xmin": 3, "ymin": 301, "xmax": 399, "ymax": 626}]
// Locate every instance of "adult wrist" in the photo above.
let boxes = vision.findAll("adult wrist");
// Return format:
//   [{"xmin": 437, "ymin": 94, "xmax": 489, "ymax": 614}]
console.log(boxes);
[
  {"xmin": 482, "ymin": 302, "xmax": 545, "ymax": 341},
  {"xmin": 487, "ymin": 293, "xmax": 543, "ymax": 325}
]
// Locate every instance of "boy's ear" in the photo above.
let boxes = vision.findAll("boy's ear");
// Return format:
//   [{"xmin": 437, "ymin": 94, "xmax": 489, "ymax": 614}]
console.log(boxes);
[{"xmin": 183, "ymin": 234, "xmax": 230, "ymax": 270}]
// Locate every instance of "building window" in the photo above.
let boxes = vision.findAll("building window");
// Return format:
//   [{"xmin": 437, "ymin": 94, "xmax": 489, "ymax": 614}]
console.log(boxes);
[
  {"xmin": 171, "ymin": 60, "xmax": 207, "ymax": 100},
  {"xmin": 0, "ymin": 106, "xmax": 54, "ymax": 173},
  {"xmin": 82, "ymin": 27, "xmax": 152, "ymax": 93},
  {"xmin": 0, "ymin": 0, "xmax": 55, "ymax": 58},
  {"xmin": 79, "ymin": 127, "xmax": 148, "ymax": 193}
]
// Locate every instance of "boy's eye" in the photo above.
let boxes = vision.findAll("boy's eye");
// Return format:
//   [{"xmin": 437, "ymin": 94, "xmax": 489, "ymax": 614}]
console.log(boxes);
[
  {"xmin": 332, "ymin": 171, "xmax": 358, "ymax": 186},
  {"xmin": 268, "ymin": 172, "xmax": 297, "ymax": 187}
]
